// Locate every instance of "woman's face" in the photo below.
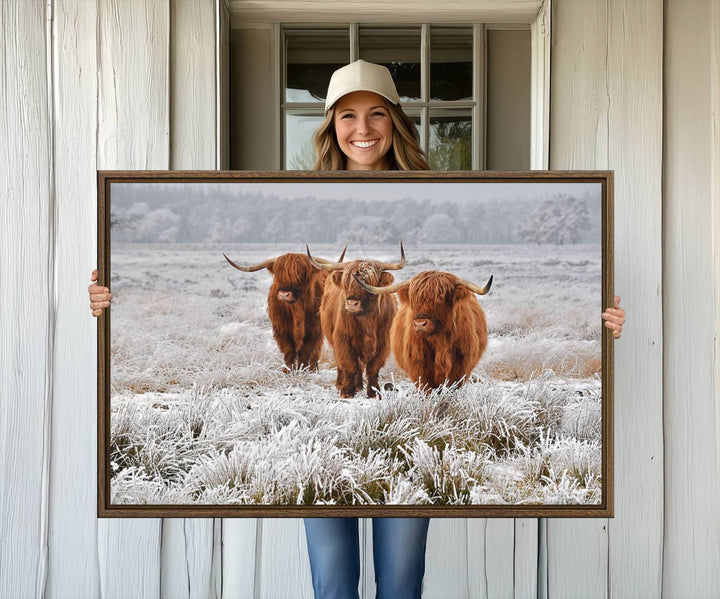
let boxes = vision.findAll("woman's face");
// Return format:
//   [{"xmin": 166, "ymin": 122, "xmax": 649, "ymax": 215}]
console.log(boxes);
[{"xmin": 333, "ymin": 91, "xmax": 394, "ymax": 170}]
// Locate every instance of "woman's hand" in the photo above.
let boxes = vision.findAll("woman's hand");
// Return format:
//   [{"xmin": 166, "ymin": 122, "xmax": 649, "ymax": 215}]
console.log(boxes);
[
  {"xmin": 89, "ymin": 269, "xmax": 112, "ymax": 317},
  {"xmin": 602, "ymin": 295, "xmax": 625, "ymax": 339}
]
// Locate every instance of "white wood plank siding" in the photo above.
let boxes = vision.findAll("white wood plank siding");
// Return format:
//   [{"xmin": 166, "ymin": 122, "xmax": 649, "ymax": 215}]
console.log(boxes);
[
  {"xmin": 360, "ymin": 519, "xmax": 372, "ymax": 598},
  {"xmin": 98, "ymin": 520, "xmax": 161, "ymax": 599},
  {"xmin": 0, "ymin": 1, "xmax": 52, "ymax": 598},
  {"xmin": 161, "ymin": 519, "xmax": 218, "ymax": 599},
  {"xmin": 222, "ymin": 519, "xmax": 258, "ymax": 598},
  {"xmin": 96, "ymin": 0, "xmax": 169, "ymax": 169},
  {"xmin": 424, "ymin": 519, "xmax": 470, "ymax": 598},
  {"xmin": 514, "ymin": 519, "xmax": 539, "ymax": 598},
  {"xmin": 259, "ymin": 519, "xmax": 314, "ymax": 598},
  {"xmin": 605, "ymin": 1, "xmax": 664, "ymax": 597},
  {"xmin": 218, "ymin": 0, "xmax": 230, "ymax": 170},
  {"xmin": 46, "ymin": 1, "xmax": 101, "ymax": 597},
  {"xmin": 170, "ymin": 0, "xmax": 217, "ymax": 170},
  {"xmin": 663, "ymin": 1, "xmax": 720, "ymax": 595},
  {"xmin": 468, "ymin": 519, "xmax": 516, "ymax": 599},
  {"xmin": 530, "ymin": 0, "xmax": 550, "ymax": 170},
  {"xmin": 549, "ymin": 0, "xmax": 605, "ymax": 595},
  {"xmin": 162, "ymin": 2, "xmax": 221, "ymax": 598},
  {"xmin": 547, "ymin": 2, "xmax": 609, "ymax": 594},
  {"xmin": 427, "ymin": 519, "xmax": 523, "ymax": 599},
  {"xmin": 96, "ymin": 1, "xmax": 169, "ymax": 595},
  {"xmin": 550, "ymin": 1, "xmax": 665, "ymax": 597}
]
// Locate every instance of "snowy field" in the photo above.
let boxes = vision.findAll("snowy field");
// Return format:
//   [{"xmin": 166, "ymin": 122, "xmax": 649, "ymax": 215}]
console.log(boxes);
[{"xmin": 109, "ymin": 242, "xmax": 604, "ymax": 506}]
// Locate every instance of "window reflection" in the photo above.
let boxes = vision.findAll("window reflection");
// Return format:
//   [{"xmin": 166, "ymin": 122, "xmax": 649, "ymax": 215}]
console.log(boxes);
[
  {"xmin": 286, "ymin": 30, "xmax": 350, "ymax": 103},
  {"xmin": 359, "ymin": 28, "xmax": 421, "ymax": 102},
  {"xmin": 429, "ymin": 110, "xmax": 472, "ymax": 170},
  {"xmin": 285, "ymin": 112, "xmax": 324, "ymax": 169},
  {"xmin": 430, "ymin": 27, "xmax": 473, "ymax": 101}
]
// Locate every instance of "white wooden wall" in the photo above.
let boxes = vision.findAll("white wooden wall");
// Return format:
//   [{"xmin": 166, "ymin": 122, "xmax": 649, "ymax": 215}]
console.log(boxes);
[
  {"xmin": 549, "ymin": 1, "xmax": 664, "ymax": 596},
  {"xmin": 1, "ymin": 0, "xmax": 719, "ymax": 597}
]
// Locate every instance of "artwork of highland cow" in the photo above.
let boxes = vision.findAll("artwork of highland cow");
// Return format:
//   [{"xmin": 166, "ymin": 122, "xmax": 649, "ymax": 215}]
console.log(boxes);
[{"xmin": 100, "ymin": 173, "xmax": 613, "ymax": 517}]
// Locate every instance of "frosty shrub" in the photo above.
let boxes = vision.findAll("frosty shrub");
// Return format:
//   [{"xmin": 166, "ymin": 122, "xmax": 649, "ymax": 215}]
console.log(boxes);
[{"xmin": 110, "ymin": 373, "xmax": 602, "ymax": 505}]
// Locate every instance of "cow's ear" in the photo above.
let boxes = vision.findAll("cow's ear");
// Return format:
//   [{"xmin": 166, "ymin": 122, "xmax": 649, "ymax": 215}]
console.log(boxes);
[
  {"xmin": 329, "ymin": 271, "xmax": 343, "ymax": 287},
  {"xmin": 397, "ymin": 287, "xmax": 409, "ymax": 303},
  {"xmin": 453, "ymin": 286, "xmax": 470, "ymax": 302},
  {"xmin": 266, "ymin": 263, "xmax": 275, "ymax": 274},
  {"xmin": 379, "ymin": 272, "xmax": 394, "ymax": 287}
]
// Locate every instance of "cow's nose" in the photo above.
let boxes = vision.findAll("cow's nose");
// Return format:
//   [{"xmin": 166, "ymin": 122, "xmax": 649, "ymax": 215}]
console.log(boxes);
[
  {"xmin": 413, "ymin": 318, "xmax": 430, "ymax": 332},
  {"xmin": 345, "ymin": 299, "xmax": 362, "ymax": 311},
  {"xmin": 278, "ymin": 291, "xmax": 294, "ymax": 302}
]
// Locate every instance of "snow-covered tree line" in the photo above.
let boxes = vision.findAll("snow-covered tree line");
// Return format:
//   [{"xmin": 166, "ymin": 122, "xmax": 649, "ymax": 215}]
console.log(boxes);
[
  {"xmin": 110, "ymin": 186, "xmax": 598, "ymax": 245},
  {"xmin": 514, "ymin": 195, "xmax": 591, "ymax": 245}
]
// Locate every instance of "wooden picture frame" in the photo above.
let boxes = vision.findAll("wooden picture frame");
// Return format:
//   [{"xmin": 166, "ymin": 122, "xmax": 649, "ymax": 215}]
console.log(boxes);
[{"xmin": 98, "ymin": 170, "xmax": 613, "ymax": 518}]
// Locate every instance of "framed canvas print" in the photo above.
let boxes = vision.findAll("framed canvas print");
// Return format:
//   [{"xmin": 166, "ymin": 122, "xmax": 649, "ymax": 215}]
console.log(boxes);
[{"xmin": 97, "ymin": 170, "xmax": 613, "ymax": 517}]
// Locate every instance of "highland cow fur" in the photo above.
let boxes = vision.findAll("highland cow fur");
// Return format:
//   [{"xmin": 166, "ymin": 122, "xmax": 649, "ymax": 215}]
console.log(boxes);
[
  {"xmin": 320, "ymin": 261, "xmax": 398, "ymax": 398},
  {"xmin": 265, "ymin": 254, "xmax": 328, "ymax": 370},
  {"xmin": 391, "ymin": 271, "xmax": 488, "ymax": 390}
]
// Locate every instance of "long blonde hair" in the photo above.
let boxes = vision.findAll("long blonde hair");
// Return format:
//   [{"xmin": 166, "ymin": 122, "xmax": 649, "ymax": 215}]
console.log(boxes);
[{"xmin": 312, "ymin": 100, "xmax": 430, "ymax": 171}]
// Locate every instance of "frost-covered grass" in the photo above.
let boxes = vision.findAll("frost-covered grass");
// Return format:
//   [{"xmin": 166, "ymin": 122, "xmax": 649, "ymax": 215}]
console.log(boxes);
[
  {"xmin": 111, "ymin": 375, "xmax": 601, "ymax": 505},
  {"xmin": 109, "ymin": 242, "xmax": 603, "ymax": 505}
]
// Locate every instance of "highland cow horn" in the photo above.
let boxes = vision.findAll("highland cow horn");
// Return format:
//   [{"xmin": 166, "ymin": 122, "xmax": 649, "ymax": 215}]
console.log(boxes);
[
  {"xmin": 222, "ymin": 253, "xmax": 276, "ymax": 272},
  {"xmin": 311, "ymin": 244, "xmax": 347, "ymax": 265},
  {"xmin": 352, "ymin": 274, "xmax": 412, "ymax": 295},
  {"xmin": 306, "ymin": 245, "xmax": 345, "ymax": 272},
  {"xmin": 456, "ymin": 275, "xmax": 493, "ymax": 295},
  {"xmin": 375, "ymin": 241, "xmax": 406, "ymax": 271}
]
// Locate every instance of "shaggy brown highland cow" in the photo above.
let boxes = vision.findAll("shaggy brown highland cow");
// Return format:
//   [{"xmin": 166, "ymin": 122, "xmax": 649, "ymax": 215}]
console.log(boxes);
[
  {"xmin": 307, "ymin": 243, "xmax": 406, "ymax": 398},
  {"xmin": 356, "ymin": 270, "xmax": 492, "ymax": 390},
  {"xmin": 223, "ymin": 248, "xmax": 345, "ymax": 370}
]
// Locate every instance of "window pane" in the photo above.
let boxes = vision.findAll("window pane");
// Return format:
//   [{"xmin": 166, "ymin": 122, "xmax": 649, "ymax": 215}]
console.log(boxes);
[
  {"xmin": 402, "ymin": 109, "xmax": 423, "ymax": 148},
  {"xmin": 430, "ymin": 27, "xmax": 473, "ymax": 101},
  {"xmin": 286, "ymin": 30, "xmax": 349, "ymax": 103},
  {"xmin": 359, "ymin": 28, "xmax": 421, "ymax": 102},
  {"xmin": 285, "ymin": 112, "xmax": 324, "ymax": 169},
  {"xmin": 429, "ymin": 109, "xmax": 472, "ymax": 170}
]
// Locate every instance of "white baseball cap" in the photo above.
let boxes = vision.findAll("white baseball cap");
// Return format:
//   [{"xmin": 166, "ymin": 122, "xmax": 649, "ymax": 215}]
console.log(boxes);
[{"xmin": 324, "ymin": 60, "xmax": 400, "ymax": 112}]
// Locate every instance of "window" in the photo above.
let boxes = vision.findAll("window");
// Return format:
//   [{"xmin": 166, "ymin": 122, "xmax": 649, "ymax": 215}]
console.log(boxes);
[
  {"xmin": 283, "ymin": 25, "xmax": 485, "ymax": 171},
  {"xmin": 228, "ymin": 23, "xmax": 531, "ymax": 171}
]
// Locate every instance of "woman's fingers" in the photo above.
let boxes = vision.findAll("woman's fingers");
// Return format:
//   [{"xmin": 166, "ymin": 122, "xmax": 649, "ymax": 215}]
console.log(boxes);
[
  {"xmin": 89, "ymin": 287, "xmax": 112, "ymax": 299},
  {"xmin": 602, "ymin": 310, "xmax": 624, "ymax": 325},
  {"xmin": 603, "ymin": 319, "xmax": 622, "ymax": 339},
  {"xmin": 89, "ymin": 269, "xmax": 112, "ymax": 316},
  {"xmin": 602, "ymin": 297, "xmax": 625, "ymax": 339}
]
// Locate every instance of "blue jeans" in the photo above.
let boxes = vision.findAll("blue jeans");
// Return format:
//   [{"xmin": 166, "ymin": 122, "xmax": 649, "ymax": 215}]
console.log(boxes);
[{"xmin": 303, "ymin": 517, "xmax": 430, "ymax": 599}]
